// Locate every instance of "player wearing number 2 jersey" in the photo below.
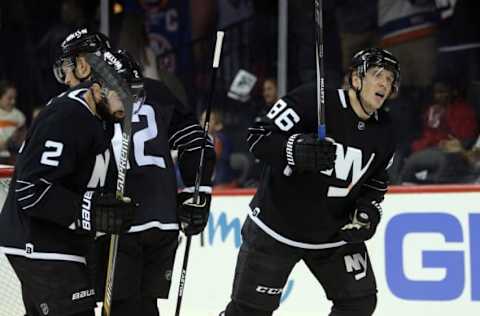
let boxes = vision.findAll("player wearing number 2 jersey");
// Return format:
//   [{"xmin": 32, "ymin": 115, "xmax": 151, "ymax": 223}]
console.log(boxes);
[
  {"xmin": 95, "ymin": 58, "xmax": 216, "ymax": 316},
  {"xmin": 221, "ymin": 48, "xmax": 400, "ymax": 316},
  {"xmin": 0, "ymin": 45, "xmax": 140, "ymax": 315}
]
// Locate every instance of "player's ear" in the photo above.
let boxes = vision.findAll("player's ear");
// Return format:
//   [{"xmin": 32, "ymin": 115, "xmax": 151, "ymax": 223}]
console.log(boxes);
[
  {"xmin": 89, "ymin": 83, "xmax": 103, "ymax": 103},
  {"xmin": 75, "ymin": 56, "xmax": 92, "ymax": 80},
  {"xmin": 351, "ymin": 71, "xmax": 361, "ymax": 90}
]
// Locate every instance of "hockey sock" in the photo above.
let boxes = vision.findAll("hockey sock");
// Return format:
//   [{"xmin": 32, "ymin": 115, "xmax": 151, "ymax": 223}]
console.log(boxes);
[
  {"xmin": 141, "ymin": 296, "xmax": 159, "ymax": 316},
  {"xmin": 329, "ymin": 294, "xmax": 377, "ymax": 316},
  {"xmin": 71, "ymin": 311, "xmax": 95, "ymax": 316},
  {"xmin": 225, "ymin": 301, "xmax": 272, "ymax": 316},
  {"xmin": 109, "ymin": 296, "xmax": 142, "ymax": 316}
]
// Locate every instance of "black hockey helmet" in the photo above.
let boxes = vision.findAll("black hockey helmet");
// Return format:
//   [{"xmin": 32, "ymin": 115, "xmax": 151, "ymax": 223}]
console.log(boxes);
[
  {"xmin": 84, "ymin": 49, "xmax": 146, "ymax": 122},
  {"xmin": 53, "ymin": 28, "xmax": 112, "ymax": 84},
  {"xmin": 349, "ymin": 48, "xmax": 401, "ymax": 96},
  {"xmin": 103, "ymin": 49, "xmax": 146, "ymax": 110}
]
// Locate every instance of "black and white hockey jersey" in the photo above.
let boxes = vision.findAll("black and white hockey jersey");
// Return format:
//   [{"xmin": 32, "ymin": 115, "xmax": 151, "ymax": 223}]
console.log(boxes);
[
  {"xmin": 0, "ymin": 83, "xmax": 114, "ymax": 264},
  {"xmin": 110, "ymin": 78, "xmax": 215, "ymax": 233},
  {"xmin": 247, "ymin": 83, "xmax": 396, "ymax": 248}
]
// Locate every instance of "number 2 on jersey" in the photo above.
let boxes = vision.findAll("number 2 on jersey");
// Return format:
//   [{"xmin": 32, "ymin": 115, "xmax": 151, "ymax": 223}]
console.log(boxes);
[
  {"xmin": 40, "ymin": 140, "xmax": 63, "ymax": 166},
  {"xmin": 132, "ymin": 104, "xmax": 166, "ymax": 168}
]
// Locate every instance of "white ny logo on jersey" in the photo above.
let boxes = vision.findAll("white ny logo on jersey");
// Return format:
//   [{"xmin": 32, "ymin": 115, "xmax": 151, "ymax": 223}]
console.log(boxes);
[
  {"xmin": 321, "ymin": 144, "xmax": 375, "ymax": 197},
  {"xmin": 87, "ymin": 149, "xmax": 110, "ymax": 188},
  {"xmin": 344, "ymin": 252, "xmax": 368, "ymax": 280}
]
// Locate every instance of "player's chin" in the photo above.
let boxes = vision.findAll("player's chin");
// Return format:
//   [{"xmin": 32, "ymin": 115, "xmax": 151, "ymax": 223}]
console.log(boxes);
[
  {"xmin": 97, "ymin": 101, "xmax": 124, "ymax": 122},
  {"xmin": 371, "ymin": 97, "xmax": 385, "ymax": 110},
  {"xmin": 112, "ymin": 110, "xmax": 125, "ymax": 121}
]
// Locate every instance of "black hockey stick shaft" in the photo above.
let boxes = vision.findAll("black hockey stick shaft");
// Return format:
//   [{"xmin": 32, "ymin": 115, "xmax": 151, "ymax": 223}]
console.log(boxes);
[
  {"xmin": 315, "ymin": 0, "xmax": 326, "ymax": 140},
  {"xmin": 84, "ymin": 52, "xmax": 136, "ymax": 316},
  {"xmin": 174, "ymin": 30, "xmax": 224, "ymax": 316},
  {"xmin": 103, "ymin": 121, "xmax": 133, "ymax": 316},
  {"xmin": 90, "ymin": 66, "xmax": 135, "ymax": 316},
  {"xmin": 102, "ymin": 131, "xmax": 130, "ymax": 316}
]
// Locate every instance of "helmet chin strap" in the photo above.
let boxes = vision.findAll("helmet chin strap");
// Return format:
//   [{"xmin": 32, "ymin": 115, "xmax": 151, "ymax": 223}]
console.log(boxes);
[
  {"xmin": 74, "ymin": 67, "xmax": 91, "ymax": 82},
  {"xmin": 355, "ymin": 80, "xmax": 374, "ymax": 118}
]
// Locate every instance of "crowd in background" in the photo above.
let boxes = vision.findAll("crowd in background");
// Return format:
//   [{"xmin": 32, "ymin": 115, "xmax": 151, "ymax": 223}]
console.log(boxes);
[{"xmin": 0, "ymin": 0, "xmax": 479, "ymax": 187}]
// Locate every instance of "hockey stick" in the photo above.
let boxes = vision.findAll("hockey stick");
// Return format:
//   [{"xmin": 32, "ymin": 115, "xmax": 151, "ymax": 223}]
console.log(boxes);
[
  {"xmin": 314, "ymin": 0, "xmax": 326, "ymax": 140},
  {"xmin": 174, "ymin": 30, "xmax": 224, "ymax": 316},
  {"xmin": 85, "ymin": 52, "xmax": 137, "ymax": 316}
]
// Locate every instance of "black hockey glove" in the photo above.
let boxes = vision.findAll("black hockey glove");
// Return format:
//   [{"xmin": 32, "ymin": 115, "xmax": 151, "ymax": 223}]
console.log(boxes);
[
  {"xmin": 286, "ymin": 133, "xmax": 336, "ymax": 173},
  {"xmin": 177, "ymin": 191, "xmax": 212, "ymax": 236},
  {"xmin": 76, "ymin": 191, "xmax": 137, "ymax": 235},
  {"xmin": 339, "ymin": 198, "xmax": 382, "ymax": 243}
]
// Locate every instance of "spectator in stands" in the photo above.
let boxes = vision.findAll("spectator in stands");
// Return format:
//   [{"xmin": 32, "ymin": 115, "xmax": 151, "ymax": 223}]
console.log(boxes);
[
  {"xmin": 246, "ymin": 78, "xmax": 280, "ymax": 186},
  {"xmin": 0, "ymin": 0, "xmax": 42, "ymax": 119},
  {"xmin": 411, "ymin": 80, "xmax": 478, "ymax": 153},
  {"xmin": 262, "ymin": 78, "xmax": 278, "ymax": 107},
  {"xmin": 400, "ymin": 133, "xmax": 480, "ymax": 184},
  {"xmin": 254, "ymin": 77, "xmax": 278, "ymax": 119},
  {"xmin": 118, "ymin": 12, "xmax": 159, "ymax": 80},
  {"xmin": 400, "ymin": 80, "xmax": 479, "ymax": 183},
  {"xmin": 289, "ymin": 0, "xmax": 342, "ymax": 87},
  {"xmin": 377, "ymin": 0, "xmax": 441, "ymax": 183},
  {"xmin": 436, "ymin": 0, "xmax": 480, "ymax": 96},
  {"xmin": 335, "ymin": 0, "xmax": 378, "ymax": 72},
  {"xmin": 202, "ymin": 110, "xmax": 235, "ymax": 187},
  {"xmin": 0, "ymin": 81, "xmax": 26, "ymax": 164},
  {"xmin": 378, "ymin": 0, "xmax": 439, "ymax": 94}
]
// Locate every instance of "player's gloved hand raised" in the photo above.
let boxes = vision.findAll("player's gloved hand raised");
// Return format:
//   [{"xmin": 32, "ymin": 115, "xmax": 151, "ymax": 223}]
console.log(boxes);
[
  {"xmin": 286, "ymin": 133, "xmax": 336, "ymax": 173},
  {"xmin": 339, "ymin": 198, "xmax": 382, "ymax": 243},
  {"xmin": 76, "ymin": 191, "xmax": 137, "ymax": 235},
  {"xmin": 177, "ymin": 191, "xmax": 211, "ymax": 236}
]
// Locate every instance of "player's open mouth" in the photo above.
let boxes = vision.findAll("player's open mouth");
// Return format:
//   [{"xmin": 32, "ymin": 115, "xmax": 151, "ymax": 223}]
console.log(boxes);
[{"xmin": 375, "ymin": 92, "xmax": 385, "ymax": 101}]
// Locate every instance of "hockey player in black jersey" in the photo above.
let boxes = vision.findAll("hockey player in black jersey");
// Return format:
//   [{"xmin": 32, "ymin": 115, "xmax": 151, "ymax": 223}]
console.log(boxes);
[
  {"xmin": 54, "ymin": 29, "xmax": 216, "ymax": 315},
  {"xmin": 93, "ymin": 51, "xmax": 216, "ymax": 316},
  {"xmin": 221, "ymin": 48, "xmax": 400, "ymax": 316},
  {"xmin": 0, "ymin": 38, "xmax": 141, "ymax": 315}
]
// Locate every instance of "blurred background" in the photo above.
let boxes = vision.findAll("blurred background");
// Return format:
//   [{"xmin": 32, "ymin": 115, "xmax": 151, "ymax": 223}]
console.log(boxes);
[{"xmin": 0, "ymin": 0, "xmax": 479, "ymax": 188}]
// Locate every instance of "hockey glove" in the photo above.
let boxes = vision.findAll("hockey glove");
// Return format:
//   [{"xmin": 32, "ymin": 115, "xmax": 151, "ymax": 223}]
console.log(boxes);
[
  {"xmin": 177, "ymin": 191, "xmax": 212, "ymax": 236},
  {"xmin": 77, "ymin": 191, "xmax": 137, "ymax": 235},
  {"xmin": 339, "ymin": 198, "xmax": 382, "ymax": 243},
  {"xmin": 286, "ymin": 133, "xmax": 336, "ymax": 173}
]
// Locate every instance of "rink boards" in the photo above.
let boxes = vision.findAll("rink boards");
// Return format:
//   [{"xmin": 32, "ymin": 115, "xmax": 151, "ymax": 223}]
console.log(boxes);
[
  {"xmin": 161, "ymin": 187, "xmax": 480, "ymax": 316},
  {"xmin": 1, "ymin": 185, "xmax": 480, "ymax": 315}
]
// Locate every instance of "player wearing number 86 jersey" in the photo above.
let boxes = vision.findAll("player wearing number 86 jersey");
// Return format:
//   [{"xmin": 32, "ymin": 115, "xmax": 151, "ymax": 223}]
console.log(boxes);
[
  {"xmin": 247, "ymin": 83, "xmax": 396, "ymax": 244},
  {"xmin": 222, "ymin": 48, "xmax": 400, "ymax": 316},
  {"xmin": 246, "ymin": 48, "xmax": 400, "ymax": 246}
]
